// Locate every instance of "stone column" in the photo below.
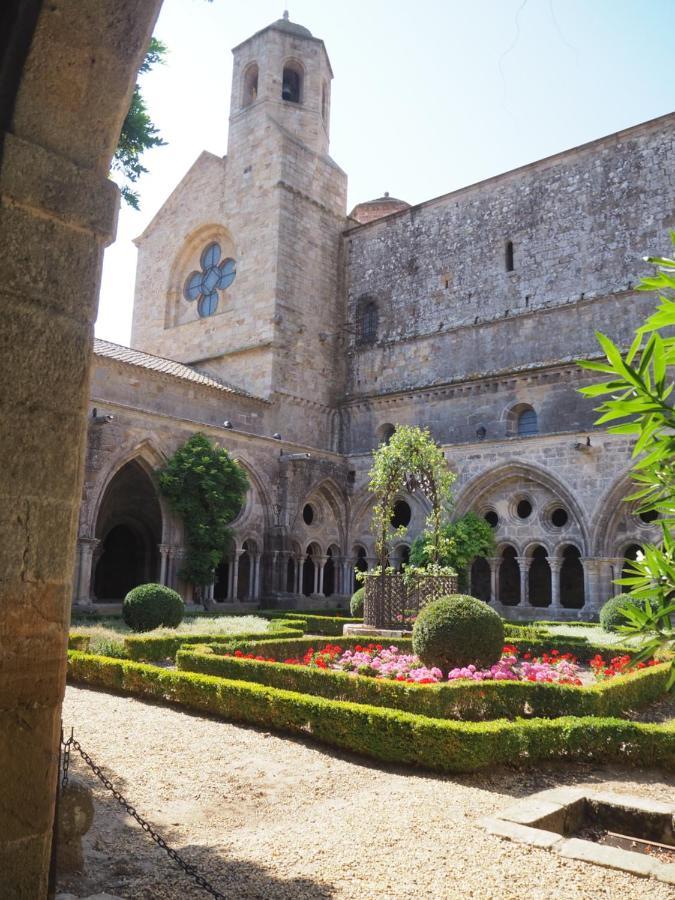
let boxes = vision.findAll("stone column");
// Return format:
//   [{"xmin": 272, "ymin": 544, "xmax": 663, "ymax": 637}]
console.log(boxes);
[
  {"xmin": 231, "ymin": 550, "xmax": 243, "ymax": 602},
  {"xmin": 252, "ymin": 553, "xmax": 262, "ymax": 600},
  {"xmin": 581, "ymin": 557, "xmax": 607, "ymax": 615},
  {"xmin": 488, "ymin": 557, "xmax": 500, "ymax": 604},
  {"xmin": 517, "ymin": 557, "xmax": 531, "ymax": 606},
  {"xmin": 317, "ymin": 559, "xmax": 326, "ymax": 596},
  {"xmin": 294, "ymin": 557, "xmax": 303, "ymax": 594},
  {"xmin": 549, "ymin": 558, "xmax": 562, "ymax": 611},
  {"xmin": 158, "ymin": 544, "xmax": 170, "ymax": 586},
  {"xmin": 0, "ymin": 3, "xmax": 163, "ymax": 893},
  {"xmin": 75, "ymin": 537, "xmax": 99, "ymax": 606},
  {"xmin": 227, "ymin": 557, "xmax": 235, "ymax": 600}
]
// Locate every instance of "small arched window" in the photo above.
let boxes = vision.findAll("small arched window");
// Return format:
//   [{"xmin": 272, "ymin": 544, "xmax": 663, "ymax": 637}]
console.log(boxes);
[
  {"xmin": 242, "ymin": 63, "xmax": 258, "ymax": 107},
  {"xmin": 358, "ymin": 298, "xmax": 378, "ymax": 344},
  {"xmin": 517, "ymin": 407, "xmax": 538, "ymax": 436},
  {"xmin": 377, "ymin": 423, "xmax": 395, "ymax": 446},
  {"xmin": 282, "ymin": 63, "xmax": 302, "ymax": 103},
  {"xmin": 505, "ymin": 240, "xmax": 514, "ymax": 272}
]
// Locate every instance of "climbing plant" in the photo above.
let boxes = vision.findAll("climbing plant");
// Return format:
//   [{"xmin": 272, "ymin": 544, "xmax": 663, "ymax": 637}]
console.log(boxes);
[
  {"xmin": 157, "ymin": 433, "xmax": 249, "ymax": 586},
  {"xmin": 368, "ymin": 425, "xmax": 455, "ymax": 572},
  {"xmin": 579, "ymin": 233, "xmax": 675, "ymax": 685}
]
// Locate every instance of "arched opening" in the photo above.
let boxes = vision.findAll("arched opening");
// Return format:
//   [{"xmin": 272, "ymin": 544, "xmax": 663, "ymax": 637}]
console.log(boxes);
[
  {"xmin": 282, "ymin": 63, "xmax": 302, "ymax": 102},
  {"xmin": 324, "ymin": 546, "xmax": 338, "ymax": 596},
  {"xmin": 242, "ymin": 62, "xmax": 258, "ymax": 107},
  {"xmin": 471, "ymin": 557, "xmax": 491, "ymax": 602},
  {"xmin": 560, "ymin": 545, "xmax": 585, "ymax": 608},
  {"xmin": 286, "ymin": 555, "xmax": 295, "ymax": 592},
  {"xmin": 391, "ymin": 500, "xmax": 411, "ymax": 528},
  {"xmin": 396, "ymin": 545, "xmax": 410, "ymax": 572},
  {"xmin": 358, "ymin": 298, "xmax": 378, "ymax": 344},
  {"xmin": 499, "ymin": 546, "xmax": 520, "ymax": 605},
  {"xmin": 377, "ymin": 422, "xmax": 395, "ymax": 446},
  {"xmin": 237, "ymin": 541, "xmax": 257, "ymax": 600},
  {"xmin": 505, "ymin": 240, "xmax": 514, "ymax": 272},
  {"xmin": 353, "ymin": 545, "xmax": 368, "ymax": 594},
  {"xmin": 303, "ymin": 544, "xmax": 317, "ymax": 596},
  {"xmin": 214, "ymin": 558, "xmax": 230, "ymax": 601},
  {"xmin": 621, "ymin": 544, "xmax": 642, "ymax": 593},
  {"xmin": 517, "ymin": 407, "xmax": 538, "ymax": 436},
  {"xmin": 528, "ymin": 546, "xmax": 551, "ymax": 607},
  {"xmin": 93, "ymin": 460, "xmax": 162, "ymax": 601}
]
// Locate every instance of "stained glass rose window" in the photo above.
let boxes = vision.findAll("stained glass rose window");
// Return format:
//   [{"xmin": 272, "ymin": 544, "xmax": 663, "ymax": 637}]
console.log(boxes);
[{"xmin": 183, "ymin": 242, "xmax": 236, "ymax": 318}]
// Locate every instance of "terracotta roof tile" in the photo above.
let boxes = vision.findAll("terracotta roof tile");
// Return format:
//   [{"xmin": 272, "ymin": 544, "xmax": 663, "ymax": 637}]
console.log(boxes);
[{"xmin": 93, "ymin": 339, "xmax": 265, "ymax": 401}]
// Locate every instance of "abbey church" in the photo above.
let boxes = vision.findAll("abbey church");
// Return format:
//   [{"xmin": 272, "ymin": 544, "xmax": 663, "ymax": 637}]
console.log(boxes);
[{"xmin": 75, "ymin": 14, "xmax": 675, "ymax": 619}]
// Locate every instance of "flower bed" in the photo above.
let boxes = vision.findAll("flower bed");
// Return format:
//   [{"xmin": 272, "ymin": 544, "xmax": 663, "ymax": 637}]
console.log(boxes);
[{"xmin": 222, "ymin": 641, "xmax": 658, "ymax": 687}]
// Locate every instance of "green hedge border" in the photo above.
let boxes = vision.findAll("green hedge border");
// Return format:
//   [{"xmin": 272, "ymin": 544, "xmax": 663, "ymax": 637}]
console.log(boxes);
[
  {"xmin": 66, "ymin": 652, "xmax": 675, "ymax": 774},
  {"xmin": 123, "ymin": 623, "xmax": 305, "ymax": 661},
  {"xmin": 177, "ymin": 646, "xmax": 670, "ymax": 721}
]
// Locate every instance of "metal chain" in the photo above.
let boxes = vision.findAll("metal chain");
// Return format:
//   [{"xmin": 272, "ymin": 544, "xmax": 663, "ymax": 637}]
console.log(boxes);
[{"xmin": 61, "ymin": 732, "xmax": 226, "ymax": 899}]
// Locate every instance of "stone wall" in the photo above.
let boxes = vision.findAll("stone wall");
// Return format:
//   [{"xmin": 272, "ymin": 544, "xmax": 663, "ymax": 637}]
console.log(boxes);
[{"xmin": 344, "ymin": 114, "xmax": 675, "ymax": 397}]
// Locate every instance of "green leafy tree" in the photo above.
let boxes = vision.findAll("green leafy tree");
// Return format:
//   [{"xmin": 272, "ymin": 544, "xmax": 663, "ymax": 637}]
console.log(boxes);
[
  {"xmin": 368, "ymin": 425, "xmax": 456, "ymax": 572},
  {"xmin": 579, "ymin": 234, "xmax": 675, "ymax": 685},
  {"xmin": 409, "ymin": 512, "xmax": 495, "ymax": 590},
  {"xmin": 112, "ymin": 37, "xmax": 167, "ymax": 209},
  {"xmin": 157, "ymin": 433, "xmax": 249, "ymax": 587}
]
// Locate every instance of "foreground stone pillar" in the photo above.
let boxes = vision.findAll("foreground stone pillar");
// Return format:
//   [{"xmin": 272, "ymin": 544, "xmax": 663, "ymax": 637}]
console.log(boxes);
[{"xmin": 0, "ymin": 3, "xmax": 161, "ymax": 896}]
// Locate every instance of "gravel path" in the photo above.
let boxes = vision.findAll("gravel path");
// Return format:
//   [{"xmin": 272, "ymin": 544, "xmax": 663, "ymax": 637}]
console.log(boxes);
[{"xmin": 58, "ymin": 686, "xmax": 674, "ymax": 900}]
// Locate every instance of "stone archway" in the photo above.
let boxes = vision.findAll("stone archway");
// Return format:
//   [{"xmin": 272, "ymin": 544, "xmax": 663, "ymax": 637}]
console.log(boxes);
[
  {"xmin": 92, "ymin": 460, "xmax": 163, "ymax": 600},
  {"xmin": 0, "ymin": 3, "xmax": 163, "ymax": 892}
]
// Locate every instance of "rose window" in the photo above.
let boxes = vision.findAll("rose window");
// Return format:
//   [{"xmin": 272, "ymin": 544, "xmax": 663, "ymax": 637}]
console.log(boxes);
[{"xmin": 183, "ymin": 242, "xmax": 236, "ymax": 318}]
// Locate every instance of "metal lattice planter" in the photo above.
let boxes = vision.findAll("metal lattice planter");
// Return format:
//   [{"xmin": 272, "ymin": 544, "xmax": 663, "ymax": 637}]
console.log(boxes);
[{"xmin": 364, "ymin": 573, "xmax": 458, "ymax": 630}]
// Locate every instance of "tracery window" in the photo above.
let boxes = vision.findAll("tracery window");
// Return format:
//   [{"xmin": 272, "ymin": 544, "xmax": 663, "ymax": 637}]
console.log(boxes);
[{"xmin": 183, "ymin": 242, "xmax": 236, "ymax": 318}]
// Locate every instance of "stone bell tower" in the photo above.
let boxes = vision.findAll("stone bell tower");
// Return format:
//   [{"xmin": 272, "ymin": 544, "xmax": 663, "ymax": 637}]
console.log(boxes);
[{"xmin": 131, "ymin": 14, "xmax": 347, "ymax": 416}]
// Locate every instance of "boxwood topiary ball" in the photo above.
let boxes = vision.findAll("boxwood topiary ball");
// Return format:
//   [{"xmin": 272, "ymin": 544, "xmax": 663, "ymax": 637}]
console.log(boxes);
[
  {"xmin": 412, "ymin": 594, "xmax": 504, "ymax": 671},
  {"xmin": 350, "ymin": 587, "xmax": 365, "ymax": 617},
  {"xmin": 122, "ymin": 583, "xmax": 185, "ymax": 633},
  {"xmin": 599, "ymin": 594, "xmax": 645, "ymax": 633}
]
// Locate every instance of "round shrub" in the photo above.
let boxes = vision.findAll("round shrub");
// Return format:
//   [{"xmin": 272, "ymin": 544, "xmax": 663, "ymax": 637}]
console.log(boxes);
[
  {"xmin": 599, "ymin": 594, "xmax": 645, "ymax": 632},
  {"xmin": 412, "ymin": 594, "xmax": 504, "ymax": 672},
  {"xmin": 122, "ymin": 583, "xmax": 184, "ymax": 633},
  {"xmin": 350, "ymin": 587, "xmax": 365, "ymax": 617}
]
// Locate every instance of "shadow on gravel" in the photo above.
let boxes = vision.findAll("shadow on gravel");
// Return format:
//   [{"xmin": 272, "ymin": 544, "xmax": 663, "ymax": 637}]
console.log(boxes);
[{"xmin": 56, "ymin": 758, "xmax": 335, "ymax": 900}]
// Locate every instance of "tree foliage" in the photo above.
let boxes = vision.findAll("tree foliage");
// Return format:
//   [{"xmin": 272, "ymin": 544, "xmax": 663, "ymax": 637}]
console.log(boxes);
[
  {"xmin": 579, "ymin": 233, "xmax": 675, "ymax": 685},
  {"xmin": 409, "ymin": 512, "xmax": 495, "ymax": 590},
  {"xmin": 111, "ymin": 37, "xmax": 167, "ymax": 209},
  {"xmin": 157, "ymin": 433, "xmax": 249, "ymax": 586},
  {"xmin": 368, "ymin": 425, "xmax": 455, "ymax": 572}
]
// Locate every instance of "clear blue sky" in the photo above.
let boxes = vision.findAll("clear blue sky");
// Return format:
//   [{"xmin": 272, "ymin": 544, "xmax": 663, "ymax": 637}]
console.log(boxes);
[{"xmin": 97, "ymin": 0, "xmax": 675, "ymax": 345}]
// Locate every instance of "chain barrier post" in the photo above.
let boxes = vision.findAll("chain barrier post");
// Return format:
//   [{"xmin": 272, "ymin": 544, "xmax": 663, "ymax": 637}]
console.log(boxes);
[{"xmin": 59, "ymin": 727, "xmax": 226, "ymax": 899}]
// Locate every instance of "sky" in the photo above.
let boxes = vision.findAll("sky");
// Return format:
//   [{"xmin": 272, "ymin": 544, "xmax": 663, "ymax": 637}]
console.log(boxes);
[{"xmin": 97, "ymin": 0, "xmax": 675, "ymax": 345}]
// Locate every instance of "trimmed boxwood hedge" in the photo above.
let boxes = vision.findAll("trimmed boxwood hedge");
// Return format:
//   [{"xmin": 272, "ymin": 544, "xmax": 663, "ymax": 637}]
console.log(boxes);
[
  {"xmin": 177, "ymin": 646, "xmax": 670, "ymax": 721},
  {"xmin": 67, "ymin": 652, "xmax": 675, "ymax": 774},
  {"xmin": 68, "ymin": 633, "xmax": 91, "ymax": 651},
  {"xmin": 279, "ymin": 613, "xmax": 363, "ymax": 636},
  {"xmin": 124, "ymin": 622, "xmax": 304, "ymax": 662}
]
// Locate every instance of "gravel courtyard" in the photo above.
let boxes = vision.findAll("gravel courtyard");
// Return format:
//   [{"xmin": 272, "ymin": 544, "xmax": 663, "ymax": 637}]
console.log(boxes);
[{"xmin": 58, "ymin": 686, "xmax": 674, "ymax": 900}]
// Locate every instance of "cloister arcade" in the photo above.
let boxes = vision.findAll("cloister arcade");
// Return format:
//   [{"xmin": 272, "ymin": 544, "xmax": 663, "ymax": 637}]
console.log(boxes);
[{"xmin": 73, "ymin": 451, "xmax": 659, "ymax": 616}]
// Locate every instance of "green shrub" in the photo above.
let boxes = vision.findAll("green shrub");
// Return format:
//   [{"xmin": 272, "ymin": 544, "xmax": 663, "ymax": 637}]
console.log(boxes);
[
  {"xmin": 68, "ymin": 633, "xmax": 91, "ymax": 652},
  {"xmin": 122, "ymin": 583, "xmax": 184, "ymax": 633},
  {"xmin": 350, "ymin": 588, "xmax": 365, "ymax": 617},
  {"xmin": 67, "ymin": 651, "xmax": 675, "ymax": 774},
  {"xmin": 413, "ymin": 595, "xmax": 504, "ymax": 671},
  {"xmin": 282, "ymin": 613, "xmax": 361, "ymax": 636},
  {"xmin": 600, "ymin": 594, "xmax": 647, "ymax": 633}
]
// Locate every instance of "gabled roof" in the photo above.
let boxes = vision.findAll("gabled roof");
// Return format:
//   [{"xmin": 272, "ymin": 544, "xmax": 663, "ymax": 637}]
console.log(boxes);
[{"xmin": 93, "ymin": 339, "xmax": 267, "ymax": 402}]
